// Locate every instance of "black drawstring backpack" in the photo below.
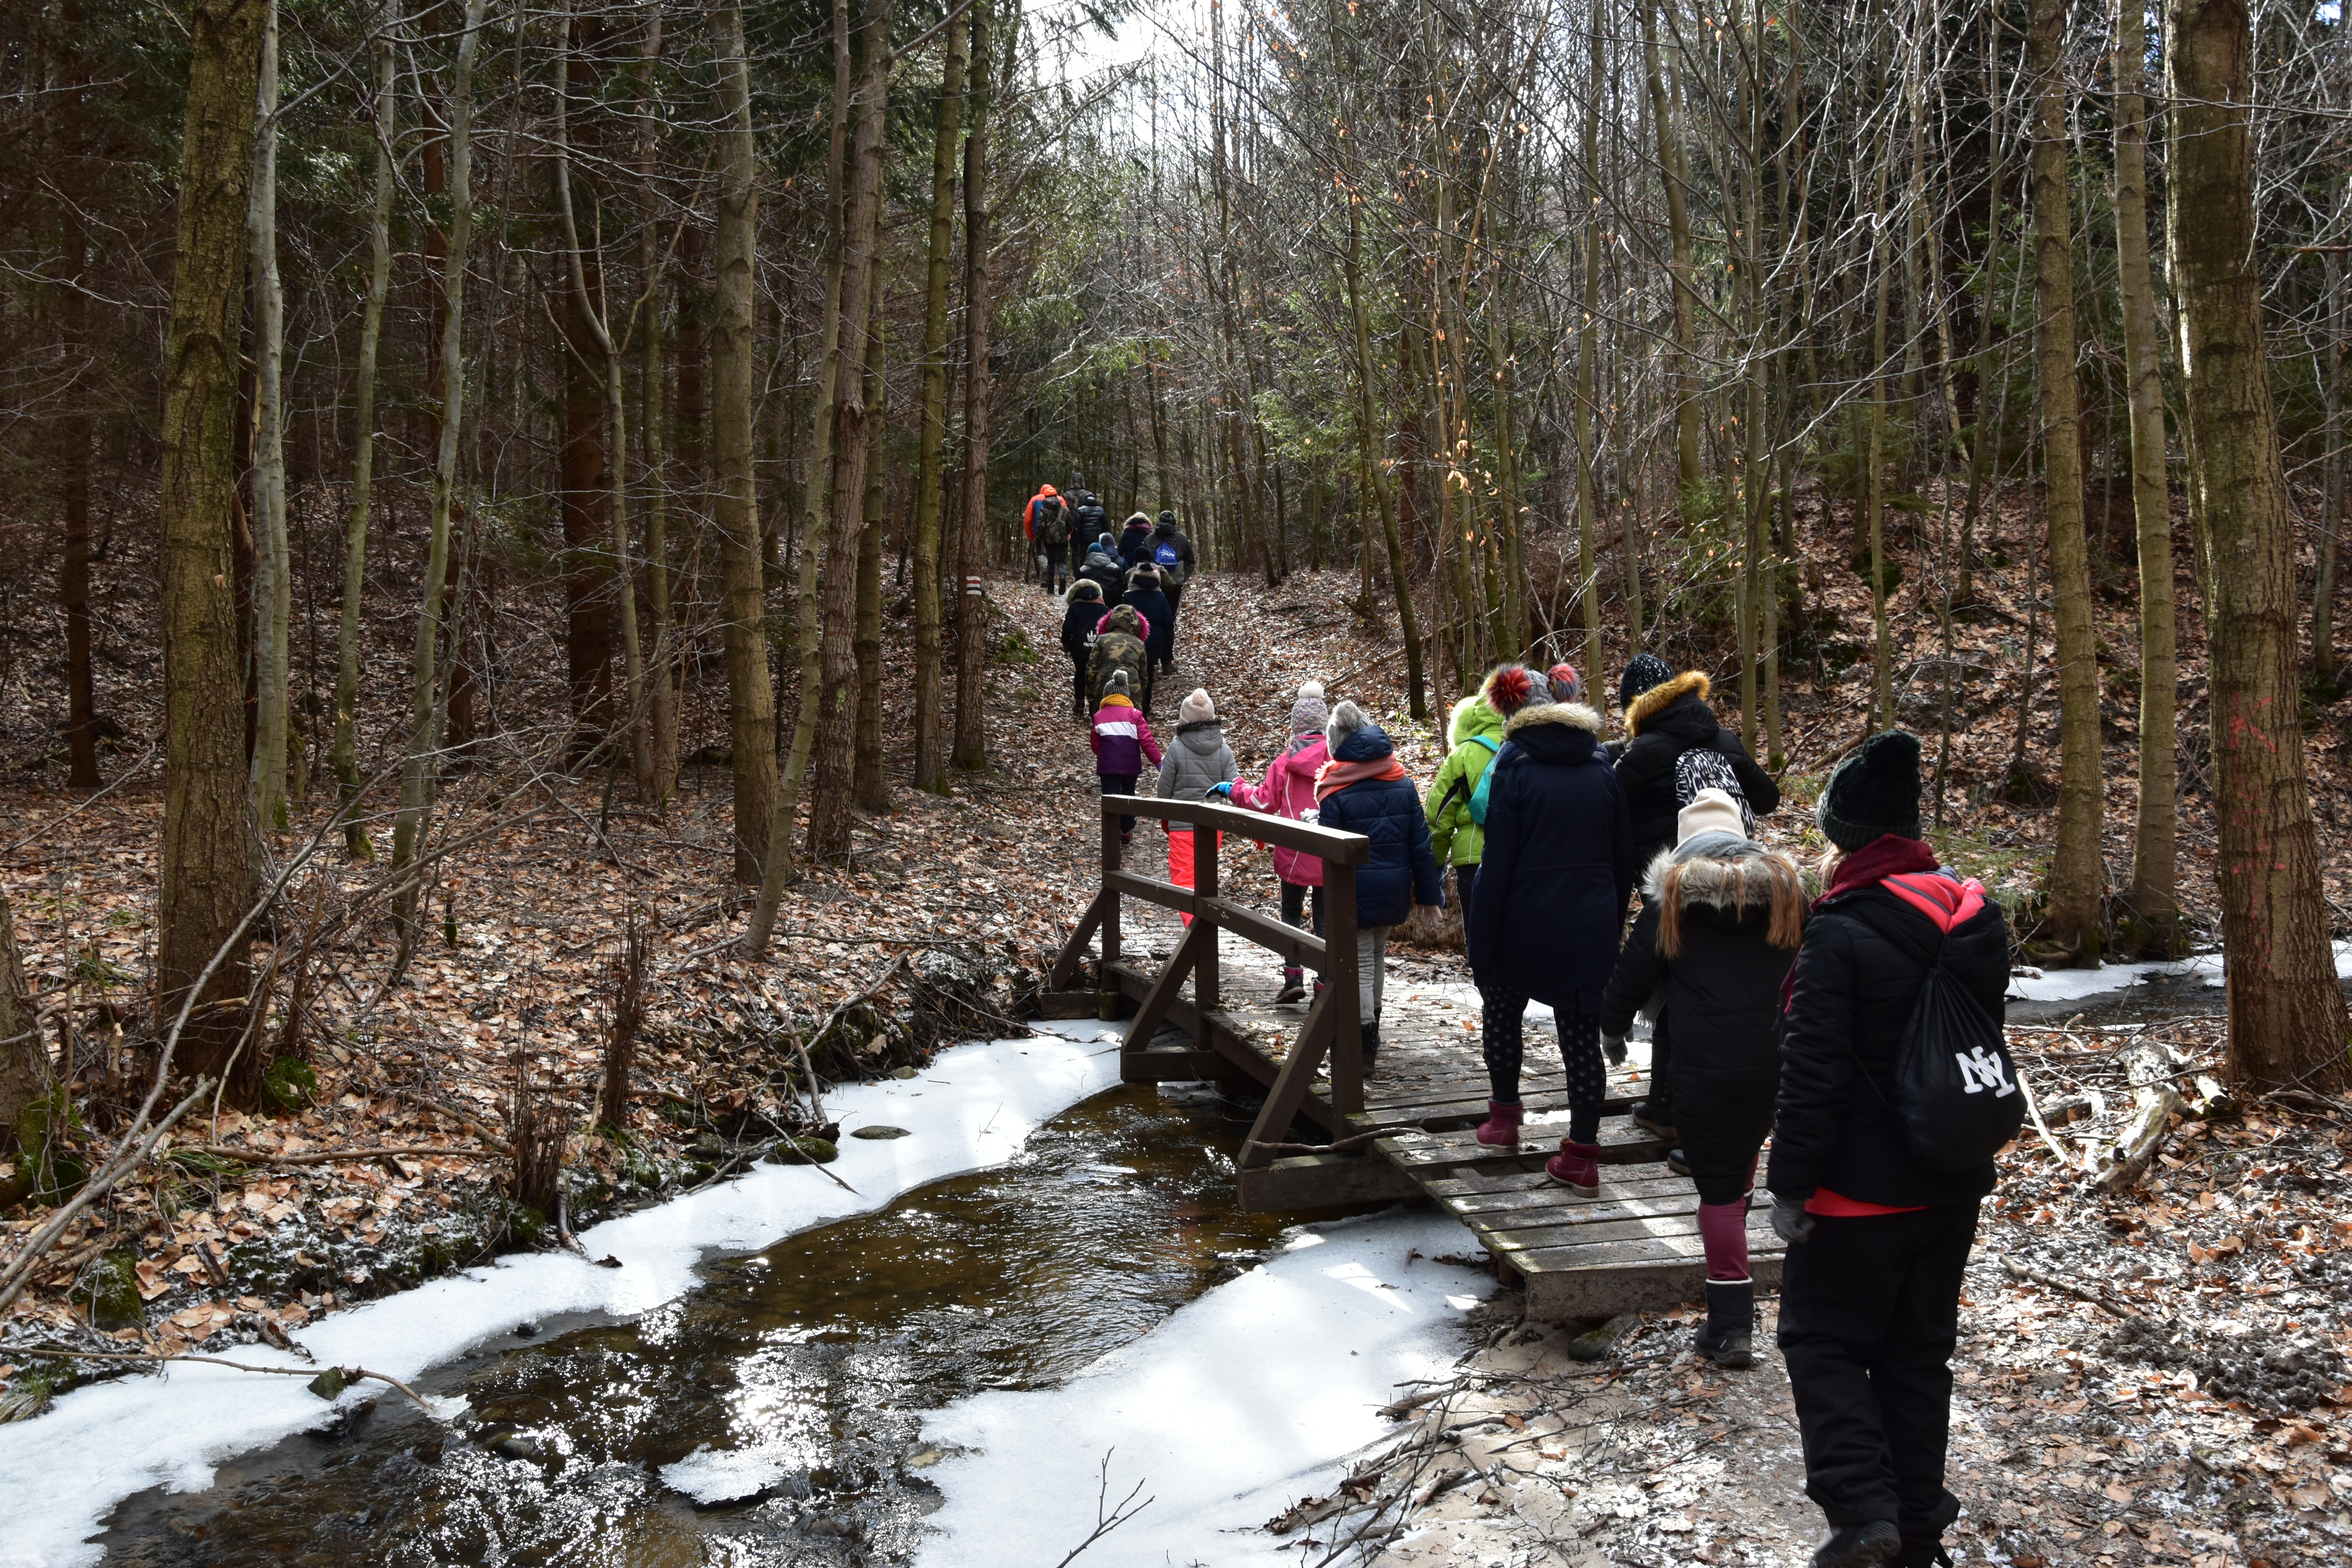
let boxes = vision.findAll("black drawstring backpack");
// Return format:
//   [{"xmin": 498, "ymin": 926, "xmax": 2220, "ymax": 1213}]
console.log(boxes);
[{"xmin": 1853, "ymin": 894, "xmax": 2024, "ymax": 1171}]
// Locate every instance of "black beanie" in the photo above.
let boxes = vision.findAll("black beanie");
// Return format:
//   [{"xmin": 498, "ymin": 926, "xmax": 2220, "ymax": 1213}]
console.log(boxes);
[
  {"xmin": 1158, "ymin": 509, "xmax": 1176, "ymax": 525},
  {"xmin": 1617, "ymin": 652, "xmax": 1673, "ymax": 713},
  {"xmin": 1818, "ymin": 730, "xmax": 1923, "ymax": 852}
]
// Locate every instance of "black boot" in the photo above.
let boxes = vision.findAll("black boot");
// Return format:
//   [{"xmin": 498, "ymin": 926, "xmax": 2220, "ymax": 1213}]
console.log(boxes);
[
  {"xmin": 1361, "ymin": 1016, "xmax": 1380, "ymax": 1073},
  {"xmin": 1629, "ymin": 1099, "xmax": 1677, "ymax": 1141},
  {"xmin": 1887, "ymin": 1540, "xmax": 1954, "ymax": 1568},
  {"xmin": 1811, "ymin": 1521, "xmax": 1900, "ymax": 1568},
  {"xmin": 1695, "ymin": 1278, "xmax": 1754, "ymax": 1369}
]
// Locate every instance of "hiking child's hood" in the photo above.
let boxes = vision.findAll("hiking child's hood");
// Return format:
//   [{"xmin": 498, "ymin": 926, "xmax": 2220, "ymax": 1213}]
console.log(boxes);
[
  {"xmin": 1624, "ymin": 670, "xmax": 1717, "ymax": 740},
  {"xmin": 1331, "ymin": 723, "xmax": 1395, "ymax": 764},
  {"xmin": 1174, "ymin": 720, "xmax": 1226, "ymax": 751},
  {"xmin": 1448, "ymin": 693, "xmax": 1503, "ymax": 747}
]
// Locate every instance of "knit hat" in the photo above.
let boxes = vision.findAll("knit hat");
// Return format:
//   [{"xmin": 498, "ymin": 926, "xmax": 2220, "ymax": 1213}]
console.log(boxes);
[
  {"xmin": 1289, "ymin": 681, "xmax": 1329, "ymax": 734},
  {"xmin": 1105, "ymin": 670, "xmax": 1131, "ymax": 696},
  {"xmin": 1677, "ymin": 788, "xmax": 1749, "ymax": 847},
  {"xmin": 1547, "ymin": 663, "xmax": 1584, "ymax": 705},
  {"xmin": 1154, "ymin": 516, "xmax": 1176, "ymax": 535},
  {"xmin": 1817, "ymin": 730, "xmax": 1923, "ymax": 852},
  {"xmin": 1325, "ymin": 699, "xmax": 1371, "ymax": 750},
  {"xmin": 1180, "ymin": 688, "xmax": 1216, "ymax": 724},
  {"xmin": 1618, "ymin": 652, "xmax": 1673, "ymax": 713},
  {"xmin": 1067, "ymin": 580, "xmax": 1102, "ymax": 603},
  {"xmin": 1483, "ymin": 664, "xmax": 1538, "ymax": 716},
  {"xmin": 1159, "ymin": 509, "xmax": 1176, "ymax": 525}
]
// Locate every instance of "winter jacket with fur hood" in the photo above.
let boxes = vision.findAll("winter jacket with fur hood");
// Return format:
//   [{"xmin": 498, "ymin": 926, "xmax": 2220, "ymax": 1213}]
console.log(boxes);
[
  {"xmin": 1601, "ymin": 835, "xmax": 1805, "ymax": 1090},
  {"xmin": 1313, "ymin": 722, "xmax": 1444, "ymax": 927},
  {"xmin": 1766, "ymin": 836, "xmax": 2010, "ymax": 1210},
  {"xmin": 1614, "ymin": 672, "xmax": 1782, "ymax": 865},
  {"xmin": 1060, "ymin": 590, "xmax": 1105, "ymax": 659},
  {"xmin": 1121, "ymin": 578, "xmax": 1176, "ymax": 662},
  {"xmin": 1425, "ymin": 692, "xmax": 1504, "ymax": 868},
  {"xmin": 1230, "ymin": 732, "xmax": 1329, "ymax": 886},
  {"xmin": 1465, "ymin": 703, "xmax": 1636, "ymax": 1013},
  {"xmin": 1156, "ymin": 719, "xmax": 1238, "ymax": 833},
  {"xmin": 1087, "ymin": 614, "xmax": 1152, "ymax": 713}
]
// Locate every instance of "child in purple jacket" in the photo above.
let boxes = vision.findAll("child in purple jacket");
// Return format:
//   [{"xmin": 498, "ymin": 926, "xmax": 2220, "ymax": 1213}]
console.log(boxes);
[{"xmin": 1090, "ymin": 670, "xmax": 1162, "ymax": 847}]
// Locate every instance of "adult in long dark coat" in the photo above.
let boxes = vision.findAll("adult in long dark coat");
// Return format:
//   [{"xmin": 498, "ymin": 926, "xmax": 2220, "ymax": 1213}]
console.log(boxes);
[
  {"xmin": 1120, "ymin": 566, "xmax": 1176, "ymax": 673},
  {"xmin": 1464, "ymin": 673, "xmax": 1635, "ymax": 1195}
]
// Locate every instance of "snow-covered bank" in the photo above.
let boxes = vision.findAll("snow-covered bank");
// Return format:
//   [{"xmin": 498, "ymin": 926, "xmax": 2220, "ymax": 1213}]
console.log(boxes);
[
  {"xmin": 2004, "ymin": 938, "xmax": 2352, "ymax": 1006},
  {"xmin": 0, "ymin": 1024, "xmax": 1124, "ymax": 1568},
  {"xmin": 922, "ymin": 1208, "xmax": 1495, "ymax": 1565}
]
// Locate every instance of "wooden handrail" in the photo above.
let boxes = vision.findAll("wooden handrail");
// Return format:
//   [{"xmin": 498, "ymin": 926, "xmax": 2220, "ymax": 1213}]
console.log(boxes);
[{"xmin": 1100, "ymin": 794, "xmax": 1370, "ymax": 864}]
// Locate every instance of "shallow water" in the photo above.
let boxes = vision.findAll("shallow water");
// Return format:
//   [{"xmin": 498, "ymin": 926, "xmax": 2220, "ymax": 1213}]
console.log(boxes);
[{"xmin": 95, "ymin": 1083, "xmax": 1314, "ymax": 1567}]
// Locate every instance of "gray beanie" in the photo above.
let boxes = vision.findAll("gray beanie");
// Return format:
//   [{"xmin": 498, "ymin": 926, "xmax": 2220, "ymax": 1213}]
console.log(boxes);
[{"xmin": 1325, "ymin": 699, "xmax": 1371, "ymax": 751}]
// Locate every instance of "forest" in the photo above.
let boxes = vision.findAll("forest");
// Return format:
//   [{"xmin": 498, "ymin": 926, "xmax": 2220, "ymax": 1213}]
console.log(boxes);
[{"xmin": 1, "ymin": 0, "xmax": 2350, "ymax": 1470}]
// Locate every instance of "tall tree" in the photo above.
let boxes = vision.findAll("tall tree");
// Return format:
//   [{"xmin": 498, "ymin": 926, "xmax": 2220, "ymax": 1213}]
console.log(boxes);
[
  {"xmin": 951, "ymin": 0, "xmax": 997, "ymax": 773},
  {"xmin": 2027, "ymin": 0, "xmax": 2106, "ymax": 962},
  {"xmin": 809, "ymin": 0, "xmax": 893, "ymax": 861},
  {"xmin": 910, "ymin": 1, "xmax": 968, "ymax": 795},
  {"xmin": 709, "ymin": 0, "xmax": 775, "ymax": 886},
  {"xmin": 156, "ymin": 0, "xmax": 265, "ymax": 1072},
  {"xmin": 2166, "ymin": 0, "xmax": 2350, "ymax": 1090},
  {"xmin": 246, "ymin": 0, "xmax": 290, "ymax": 831},
  {"xmin": 331, "ymin": 0, "xmax": 400, "ymax": 860},
  {"xmin": 2113, "ymin": 0, "xmax": 2179, "ymax": 955}
]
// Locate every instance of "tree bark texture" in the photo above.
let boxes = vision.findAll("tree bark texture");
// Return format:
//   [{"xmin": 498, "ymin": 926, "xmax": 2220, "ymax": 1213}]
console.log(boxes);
[
  {"xmin": 2165, "ymin": 0, "xmax": 2350, "ymax": 1090},
  {"xmin": 156, "ymin": 0, "xmax": 264, "ymax": 1071},
  {"xmin": 2028, "ymin": 0, "xmax": 2106, "ymax": 963},
  {"xmin": 910, "ymin": 2, "xmax": 967, "ymax": 795},
  {"xmin": 951, "ymin": 0, "xmax": 996, "ymax": 773}
]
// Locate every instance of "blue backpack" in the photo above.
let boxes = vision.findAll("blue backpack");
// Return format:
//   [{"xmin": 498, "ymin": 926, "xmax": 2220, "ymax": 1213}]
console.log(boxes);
[{"xmin": 1465, "ymin": 735, "xmax": 1505, "ymax": 826}]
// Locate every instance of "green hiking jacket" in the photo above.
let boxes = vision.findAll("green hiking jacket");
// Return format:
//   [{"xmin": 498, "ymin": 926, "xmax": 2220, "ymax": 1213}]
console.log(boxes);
[{"xmin": 1425, "ymin": 693, "xmax": 1504, "ymax": 867}]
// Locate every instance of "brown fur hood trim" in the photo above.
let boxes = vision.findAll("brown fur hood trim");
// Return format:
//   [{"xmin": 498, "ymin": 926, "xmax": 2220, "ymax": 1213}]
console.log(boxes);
[
  {"xmin": 1625, "ymin": 670, "xmax": 1710, "ymax": 736},
  {"xmin": 1643, "ymin": 837, "xmax": 1809, "ymax": 952},
  {"xmin": 1503, "ymin": 701, "xmax": 1602, "ymax": 737}
]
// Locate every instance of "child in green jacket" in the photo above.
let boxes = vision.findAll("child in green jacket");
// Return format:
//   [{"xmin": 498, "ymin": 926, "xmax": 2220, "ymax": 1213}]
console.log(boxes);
[{"xmin": 1424, "ymin": 668, "xmax": 1519, "ymax": 926}]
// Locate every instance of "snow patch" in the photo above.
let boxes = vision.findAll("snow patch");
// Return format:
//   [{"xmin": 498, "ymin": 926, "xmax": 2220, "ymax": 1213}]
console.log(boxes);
[
  {"xmin": 2005, "ymin": 940, "xmax": 2352, "ymax": 1005},
  {"xmin": 920, "ymin": 1207, "xmax": 1494, "ymax": 1564},
  {"xmin": 0, "ymin": 1024, "xmax": 1125, "ymax": 1568}
]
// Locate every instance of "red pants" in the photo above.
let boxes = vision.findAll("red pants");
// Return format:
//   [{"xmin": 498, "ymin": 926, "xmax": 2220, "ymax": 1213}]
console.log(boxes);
[{"xmin": 1167, "ymin": 829, "xmax": 1221, "ymax": 926}]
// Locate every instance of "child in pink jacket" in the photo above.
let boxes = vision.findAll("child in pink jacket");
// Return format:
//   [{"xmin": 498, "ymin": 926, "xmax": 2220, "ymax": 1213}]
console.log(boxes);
[{"xmin": 1216, "ymin": 682, "xmax": 1329, "ymax": 1003}]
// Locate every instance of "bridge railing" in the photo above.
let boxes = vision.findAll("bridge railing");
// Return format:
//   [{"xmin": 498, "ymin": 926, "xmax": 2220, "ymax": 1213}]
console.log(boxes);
[{"xmin": 1047, "ymin": 795, "xmax": 1371, "ymax": 1163}]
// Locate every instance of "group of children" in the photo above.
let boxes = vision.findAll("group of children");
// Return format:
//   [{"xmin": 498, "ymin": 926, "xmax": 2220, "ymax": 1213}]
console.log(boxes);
[{"xmin": 1073, "ymin": 648, "xmax": 2008, "ymax": 1568}]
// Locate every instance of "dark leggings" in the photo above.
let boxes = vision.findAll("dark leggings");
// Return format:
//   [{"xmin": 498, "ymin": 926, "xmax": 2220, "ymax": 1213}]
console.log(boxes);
[
  {"xmin": 1069, "ymin": 652, "xmax": 1089, "ymax": 715},
  {"xmin": 1482, "ymin": 990, "xmax": 1604, "ymax": 1143},
  {"xmin": 1100, "ymin": 773, "xmax": 1138, "ymax": 836},
  {"xmin": 1279, "ymin": 880, "xmax": 1325, "ymax": 973}
]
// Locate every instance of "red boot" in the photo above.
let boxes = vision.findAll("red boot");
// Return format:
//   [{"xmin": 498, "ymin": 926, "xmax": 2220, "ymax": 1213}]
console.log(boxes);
[
  {"xmin": 1475, "ymin": 1100, "xmax": 1524, "ymax": 1147},
  {"xmin": 1546, "ymin": 1138, "xmax": 1601, "ymax": 1196}
]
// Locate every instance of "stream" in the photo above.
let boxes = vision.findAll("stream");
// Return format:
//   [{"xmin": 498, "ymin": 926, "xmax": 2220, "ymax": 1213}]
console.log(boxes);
[{"xmin": 93, "ymin": 1081, "xmax": 1318, "ymax": 1567}]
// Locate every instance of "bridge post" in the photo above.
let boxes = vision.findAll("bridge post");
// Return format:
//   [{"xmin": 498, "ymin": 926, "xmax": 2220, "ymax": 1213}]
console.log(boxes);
[
  {"xmin": 1194, "ymin": 825, "xmax": 1219, "ymax": 1014},
  {"xmin": 1098, "ymin": 798, "xmax": 1121, "ymax": 968},
  {"xmin": 1325, "ymin": 861, "xmax": 1362, "ymax": 1118}
]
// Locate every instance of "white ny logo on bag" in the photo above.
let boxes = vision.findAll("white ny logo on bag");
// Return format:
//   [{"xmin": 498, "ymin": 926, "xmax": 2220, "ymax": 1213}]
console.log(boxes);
[{"xmin": 1954, "ymin": 1046, "xmax": 2018, "ymax": 1098}]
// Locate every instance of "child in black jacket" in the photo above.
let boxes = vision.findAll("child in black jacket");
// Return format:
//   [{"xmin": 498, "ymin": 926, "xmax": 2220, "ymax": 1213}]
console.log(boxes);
[
  {"xmin": 1059, "ymin": 582, "xmax": 1104, "ymax": 721},
  {"xmin": 1769, "ymin": 731, "xmax": 2009, "ymax": 1568},
  {"xmin": 1599, "ymin": 788, "xmax": 1804, "ymax": 1371}
]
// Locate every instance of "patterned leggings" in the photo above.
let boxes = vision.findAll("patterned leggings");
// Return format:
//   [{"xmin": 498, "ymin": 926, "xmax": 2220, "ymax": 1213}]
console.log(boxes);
[{"xmin": 1481, "ymin": 988, "xmax": 1605, "ymax": 1145}]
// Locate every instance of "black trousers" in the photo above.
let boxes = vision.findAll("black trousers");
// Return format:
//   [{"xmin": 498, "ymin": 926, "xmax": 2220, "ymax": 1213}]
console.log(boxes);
[
  {"xmin": 1039, "ymin": 542, "xmax": 1069, "ymax": 591},
  {"xmin": 1777, "ymin": 1203, "xmax": 1980, "ymax": 1541},
  {"xmin": 1100, "ymin": 773, "xmax": 1138, "ymax": 836},
  {"xmin": 1068, "ymin": 651, "xmax": 1089, "ymax": 717},
  {"xmin": 1163, "ymin": 581, "xmax": 1184, "ymax": 661},
  {"xmin": 1453, "ymin": 862, "xmax": 1479, "ymax": 928},
  {"xmin": 1278, "ymin": 879, "xmax": 1325, "ymax": 975}
]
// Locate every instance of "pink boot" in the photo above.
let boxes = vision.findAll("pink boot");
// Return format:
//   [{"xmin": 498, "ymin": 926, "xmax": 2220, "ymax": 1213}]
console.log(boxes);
[
  {"xmin": 1475, "ymin": 1100, "xmax": 1524, "ymax": 1147},
  {"xmin": 1546, "ymin": 1138, "xmax": 1602, "ymax": 1196}
]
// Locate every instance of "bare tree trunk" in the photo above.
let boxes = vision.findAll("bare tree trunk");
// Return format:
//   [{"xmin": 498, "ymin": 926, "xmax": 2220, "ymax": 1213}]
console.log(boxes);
[
  {"xmin": 2029, "ymin": 0, "xmax": 2107, "ymax": 963},
  {"xmin": 910, "ymin": 1, "xmax": 967, "ymax": 795},
  {"xmin": 853, "ymin": 276, "xmax": 889, "ymax": 813},
  {"xmin": 1575, "ymin": 0, "xmax": 1606, "ymax": 693},
  {"xmin": 951, "ymin": 0, "xmax": 997, "ymax": 772},
  {"xmin": 1344, "ymin": 198, "xmax": 1427, "ymax": 721},
  {"xmin": 809, "ymin": 0, "xmax": 893, "ymax": 862},
  {"xmin": 156, "ymin": 0, "xmax": 263, "ymax": 1074},
  {"xmin": 2114, "ymin": 0, "xmax": 2180, "ymax": 956},
  {"xmin": 389, "ymin": 0, "xmax": 486, "ymax": 949},
  {"xmin": 2166, "ymin": 0, "xmax": 2350, "ymax": 1090},
  {"xmin": 1866, "ymin": 134, "xmax": 1896, "ymax": 731},
  {"xmin": 332, "ymin": 0, "xmax": 398, "ymax": 860},
  {"xmin": 246, "ymin": 0, "xmax": 290, "ymax": 832},
  {"xmin": 708, "ymin": 0, "xmax": 774, "ymax": 887},
  {"xmin": 1641, "ymin": 0, "xmax": 1702, "ymax": 508},
  {"xmin": 59, "ymin": 198, "xmax": 100, "ymax": 790},
  {"xmin": 637, "ymin": 0, "xmax": 677, "ymax": 808}
]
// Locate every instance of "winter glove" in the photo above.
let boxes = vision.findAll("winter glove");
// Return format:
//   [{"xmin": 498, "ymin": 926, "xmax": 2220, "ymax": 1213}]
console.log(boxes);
[
  {"xmin": 1203, "ymin": 782, "xmax": 1234, "ymax": 799},
  {"xmin": 1601, "ymin": 1034, "xmax": 1628, "ymax": 1067},
  {"xmin": 1769, "ymin": 1194, "xmax": 1816, "ymax": 1246}
]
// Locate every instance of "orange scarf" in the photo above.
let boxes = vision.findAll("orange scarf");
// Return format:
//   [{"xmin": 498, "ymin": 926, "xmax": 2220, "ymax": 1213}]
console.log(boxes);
[{"xmin": 1314, "ymin": 754, "xmax": 1406, "ymax": 802}]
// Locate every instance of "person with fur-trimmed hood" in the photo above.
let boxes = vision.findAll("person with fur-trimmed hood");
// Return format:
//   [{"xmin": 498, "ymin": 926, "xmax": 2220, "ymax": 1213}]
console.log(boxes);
[
  {"xmin": 1614, "ymin": 652, "xmax": 1783, "ymax": 1147},
  {"xmin": 1060, "ymin": 581, "xmax": 1106, "ymax": 722},
  {"xmin": 1311, "ymin": 701, "xmax": 1445, "ymax": 1071},
  {"xmin": 1088, "ymin": 603, "xmax": 1154, "ymax": 717},
  {"xmin": 1116, "ymin": 509, "xmax": 1156, "ymax": 567},
  {"xmin": 1120, "ymin": 564, "xmax": 1177, "ymax": 673},
  {"xmin": 1216, "ymin": 681, "xmax": 1330, "ymax": 1003},
  {"xmin": 1466, "ymin": 668, "xmax": 1637, "ymax": 1194},
  {"xmin": 1598, "ymin": 788, "xmax": 1806, "ymax": 1371}
]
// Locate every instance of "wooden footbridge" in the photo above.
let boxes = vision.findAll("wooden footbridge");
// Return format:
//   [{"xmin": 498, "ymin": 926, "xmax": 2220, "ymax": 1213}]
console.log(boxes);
[{"xmin": 1039, "ymin": 796, "xmax": 1783, "ymax": 1322}]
